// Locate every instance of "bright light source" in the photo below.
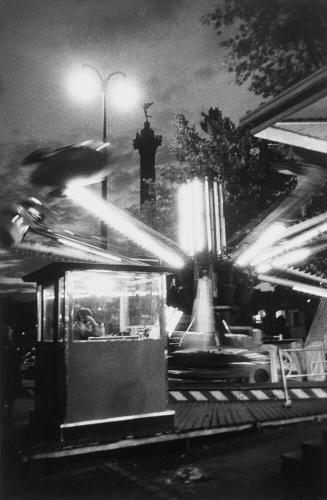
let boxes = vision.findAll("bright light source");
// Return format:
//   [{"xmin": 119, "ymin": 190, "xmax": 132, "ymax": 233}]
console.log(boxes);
[
  {"xmin": 218, "ymin": 182, "xmax": 227, "ymax": 249},
  {"xmin": 236, "ymin": 222, "xmax": 286, "ymax": 267},
  {"xmin": 213, "ymin": 180, "xmax": 222, "ymax": 256},
  {"xmin": 178, "ymin": 177, "xmax": 226, "ymax": 258},
  {"xmin": 67, "ymin": 68, "xmax": 100, "ymax": 102},
  {"xmin": 204, "ymin": 177, "xmax": 212, "ymax": 252},
  {"xmin": 110, "ymin": 79, "xmax": 140, "ymax": 111},
  {"xmin": 250, "ymin": 246, "xmax": 285, "ymax": 267},
  {"xmin": 272, "ymin": 248, "xmax": 311, "ymax": 267},
  {"xmin": 74, "ymin": 274, "xmax": 118, "ymax": 296},
  {"xmin": 255, "ymin": 262, "xmax": 271, "ymax": 273},
  {"xmin": 178, "ymin": 179, "xmax": 206, "ymax": 256},
  {"xmin": 65, "ymin": 185, "xmax": 185, "ymax": 268},
  {"xmin": 192, "ymin": 179, "xmax": 205, "ymax": 254}
]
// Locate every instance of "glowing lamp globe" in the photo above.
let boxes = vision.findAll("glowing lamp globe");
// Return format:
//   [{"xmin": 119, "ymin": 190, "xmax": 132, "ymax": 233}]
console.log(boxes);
[{"xmin": 67, "ymin": 68, "xmax": 100, "ymax": 102}]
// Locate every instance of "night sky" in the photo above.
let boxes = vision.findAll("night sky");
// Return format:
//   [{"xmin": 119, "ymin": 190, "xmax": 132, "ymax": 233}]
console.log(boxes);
[{"xmin": 0, "ymin": 0, "xmax": 261, "ymax": 297}]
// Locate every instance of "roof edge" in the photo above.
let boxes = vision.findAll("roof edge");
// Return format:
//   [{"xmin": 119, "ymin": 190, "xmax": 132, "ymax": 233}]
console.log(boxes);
[{"xmin": 239, "ymin": 66, "xmax": 327, "ymax": 134}]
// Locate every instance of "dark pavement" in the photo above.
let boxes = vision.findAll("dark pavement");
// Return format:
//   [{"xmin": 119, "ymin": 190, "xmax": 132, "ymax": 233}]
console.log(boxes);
[{"xmin": 2, "ymin": 391, "xmax": 327, "ymax": 499}]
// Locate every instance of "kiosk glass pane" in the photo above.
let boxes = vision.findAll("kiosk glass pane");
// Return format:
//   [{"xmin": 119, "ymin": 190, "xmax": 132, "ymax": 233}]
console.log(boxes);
[
  {"xmin": 58, "ymin": 277, "xmax": 65, "ymax": 342},
  {"xmin": 42, "ymin": 284, "xmax": 55, "ymax": 342},
  {"xmin": 71, "ymin": 271, "xmax": 164, "ymax": 341}
]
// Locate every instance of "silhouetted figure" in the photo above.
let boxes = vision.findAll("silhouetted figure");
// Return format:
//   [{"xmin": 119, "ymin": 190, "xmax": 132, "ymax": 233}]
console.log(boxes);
[{"xmin": 275, "ymin": 311, "xmax": 287, "ymax": 339}]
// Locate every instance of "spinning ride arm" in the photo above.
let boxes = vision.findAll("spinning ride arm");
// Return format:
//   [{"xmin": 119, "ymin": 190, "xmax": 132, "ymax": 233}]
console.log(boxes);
[{"xmin": 7, "ymin": 198, "xmax": 143, "ymax": 265}]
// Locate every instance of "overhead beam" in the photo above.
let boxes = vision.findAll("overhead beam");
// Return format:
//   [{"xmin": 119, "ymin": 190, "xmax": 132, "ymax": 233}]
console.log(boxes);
[{"xmin": 239, "ymin": 66, "xmax": 327, "ymax": 135}]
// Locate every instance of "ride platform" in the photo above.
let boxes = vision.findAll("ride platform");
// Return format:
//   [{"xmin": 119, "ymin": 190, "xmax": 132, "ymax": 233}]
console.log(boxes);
[{"xmin": 17, "ymin": 379, "xmax": 327, "ymax": 462}]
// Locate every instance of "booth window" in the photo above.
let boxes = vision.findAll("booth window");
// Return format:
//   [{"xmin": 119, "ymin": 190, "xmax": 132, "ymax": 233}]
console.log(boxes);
[
  {"xmin": 70, "ymin": 271, "xmax": 164, "ymax": 341},
  {"xmin": 42, "ymin": 284, "xmax": 55, "ymax": 342}
]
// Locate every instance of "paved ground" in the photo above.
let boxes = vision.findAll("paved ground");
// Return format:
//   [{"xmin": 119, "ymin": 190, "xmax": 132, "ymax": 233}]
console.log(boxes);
[
  {"xmin": 3, "ymin": 387, "xmax": 327, "ymax": 499},
  {"xmin": 2, "ymin": 399, "xmax": 327, "ymax": 500}
]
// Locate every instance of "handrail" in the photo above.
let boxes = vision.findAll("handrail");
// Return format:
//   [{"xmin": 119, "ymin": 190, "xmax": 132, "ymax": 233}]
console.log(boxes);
[{"xmin": 279, "ymin": 345, "xmax": 327, "ymax": 407}]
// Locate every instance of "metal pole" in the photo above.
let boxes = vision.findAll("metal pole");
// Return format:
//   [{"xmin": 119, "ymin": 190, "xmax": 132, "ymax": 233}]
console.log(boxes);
[
  {"xmin": 81, "ymin": 66, "xmax": 126, "ymax": 249},
  {"xmin": 278, "ymin": 347, "xmax": 292, "ymax": 407},
  {"xmin": 100, "ymin": 74, "xmax": 125, "ymax": 205},
  {"xmin": 102, "ymin": 88, "xmax": 107, "ymax": 144}
]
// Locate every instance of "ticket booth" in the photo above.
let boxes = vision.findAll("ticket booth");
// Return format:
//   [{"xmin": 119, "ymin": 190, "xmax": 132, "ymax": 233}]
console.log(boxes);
[{"xmin": 23, "ymin": 262, "xmax": 175, "ymax": 444}]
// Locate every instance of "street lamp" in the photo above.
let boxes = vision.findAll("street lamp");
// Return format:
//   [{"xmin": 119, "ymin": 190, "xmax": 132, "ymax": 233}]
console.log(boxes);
[
  {"xmin": 80, "ymin": 65, "xmax": 126, "ymax": 206},
  {"xmin": 67, "ymin": 65, "xmax": 140, "ymax": 245}
]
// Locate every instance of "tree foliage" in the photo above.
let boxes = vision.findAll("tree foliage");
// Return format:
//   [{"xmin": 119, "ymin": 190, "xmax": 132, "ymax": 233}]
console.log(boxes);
[
  {"xmin": 130, "ymin": 108, "xmax": 296, "ymax": 244},
  {"xmin": 203, "ymin": 0, "xmax": 327, "ymax": 97}
]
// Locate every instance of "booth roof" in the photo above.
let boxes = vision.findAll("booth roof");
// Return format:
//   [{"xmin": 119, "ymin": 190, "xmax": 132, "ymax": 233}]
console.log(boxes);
[
  {"xmin": 239, "ymin": 66, "xmax": 327, "ymax": 154},
  {"xmin": 23, "ymin": 261, "xmax": 175, "ymax": 284}
]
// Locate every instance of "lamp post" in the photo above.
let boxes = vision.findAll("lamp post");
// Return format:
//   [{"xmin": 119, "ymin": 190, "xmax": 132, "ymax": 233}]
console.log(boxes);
[
  {"xmin": 80, "ymin": 65, "xmax": 126, "ymax": 246},
  {"xmin": 68, "ymin": 65, "xmax": 140, "ymax": 246}
]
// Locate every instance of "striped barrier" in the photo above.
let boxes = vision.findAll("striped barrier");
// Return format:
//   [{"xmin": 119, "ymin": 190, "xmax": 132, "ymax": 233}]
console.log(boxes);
[{"xmin": 169, "ymin": 387, "xmax": 327, "ymax": 403}]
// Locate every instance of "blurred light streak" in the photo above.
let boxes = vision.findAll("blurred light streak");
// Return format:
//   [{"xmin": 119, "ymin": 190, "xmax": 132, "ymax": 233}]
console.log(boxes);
[
  {"xmin": 178, "ymin": 177, "xmax": 225, "ymax": 258},
  {"xmin": 17, "ymin": 242, "xmax": 110, "ymax": 263},
  {"xmin": 204, "ymin": 177, "xmax": 212, "ymax": 252},
  {"xmin": 250, "ymin": 220, "xmax": 327, "ymax": 268},
  {"xmin": 236, "ymin": 222, "xmax": 286, "ymax": 267},
  {"xmin": 258, "ymin": 273, "xmax": 327, "ymax": 298},
  {"xmin": 292, "ymin": 285, "xmax": 327, "ymax": 298},
  {"xmin": 280, "ymin": 219, "xmax": 327, "ymax": 252},
  {"xmin": 65, "ymin": 185, "xmax": 185, "ymax": 268},
  {"xmin": 57, "ymin": 238, "xmax": 121, "ymax": 262},
  {"xmin": 255, "ymin": 248, "xmax": 311, "ymax": 273},
  {"xmin": 282, "ymin": 211, "xmax": 327, "ymax": 240},
  {"xmin": 213, "ymin": 180, "xmax": 222, "ymax": 256},
  {"xmin": 178, "ymin": 179, "xmax": 205, "ymax": 256},
  {"xmin": 192, "ymin": 178, "xmax": 205, "ymax": 254}
]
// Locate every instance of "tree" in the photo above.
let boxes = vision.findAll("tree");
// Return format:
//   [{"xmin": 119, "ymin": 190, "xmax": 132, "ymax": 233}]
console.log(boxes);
[
  {"xmin": 130, "ymin": 108, "xmax": 296, "ymax": 244},
  {"xmin": 202, "ymin": 0, "xmax": 327, "ymax": 97}
]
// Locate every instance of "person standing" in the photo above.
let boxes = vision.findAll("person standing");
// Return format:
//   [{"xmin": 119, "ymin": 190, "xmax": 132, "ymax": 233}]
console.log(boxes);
[{"xmin": 1, "ymin": 325, "xmax": 22, "ymax": 422}]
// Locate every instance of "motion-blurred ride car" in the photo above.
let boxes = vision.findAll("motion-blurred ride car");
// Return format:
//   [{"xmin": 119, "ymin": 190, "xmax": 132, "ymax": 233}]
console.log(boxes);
[{"xmin": 168, "ymin": 348, "xmax": 271, "ymax": 383}]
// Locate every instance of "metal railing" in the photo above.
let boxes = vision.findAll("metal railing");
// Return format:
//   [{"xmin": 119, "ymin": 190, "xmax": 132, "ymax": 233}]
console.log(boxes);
[{"xmin": 278, "ymin": 344, "xmax": 327, "ymax": 407}]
